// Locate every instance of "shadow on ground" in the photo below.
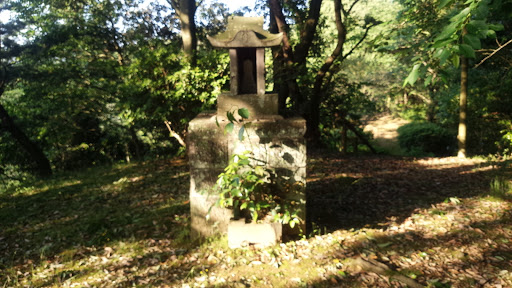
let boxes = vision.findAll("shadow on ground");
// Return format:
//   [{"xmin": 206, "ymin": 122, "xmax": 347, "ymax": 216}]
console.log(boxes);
[
  {"xmin": 0, "ymin": 158, "xmax": 192, "ymax": 286},
  {"xmin": 1, "ymin": 151, "xmax": 510, "ymax": 287},
  {"xmin": 306, "ymin": 153, "xmax": 496, "ymax": 232}
]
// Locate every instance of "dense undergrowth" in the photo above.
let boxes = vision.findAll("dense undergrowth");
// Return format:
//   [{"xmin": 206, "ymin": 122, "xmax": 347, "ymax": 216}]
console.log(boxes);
[{"xmin": 1, "ymin": 150, "xmax": 512, "ymax": 287}]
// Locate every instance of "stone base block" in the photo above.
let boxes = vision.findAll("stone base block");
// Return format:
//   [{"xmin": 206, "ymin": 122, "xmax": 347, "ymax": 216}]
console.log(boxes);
[
  {"xmin": 228, "ymin": 220, "xmax": 282, "ymax": 248},
  {"xmin": 217, "ymin": 93, "xmax": 278, "ymax": 119},
  {"xmin": 188, "ymin": 113, "xmax": 306, "ymax": 240},
  {"xmin": 190, "ymin": 194, "xmax": 233, "ymax": 239}
]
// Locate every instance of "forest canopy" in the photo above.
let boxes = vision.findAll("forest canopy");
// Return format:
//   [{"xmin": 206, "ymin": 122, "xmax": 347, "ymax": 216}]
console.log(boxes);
[{"xmin": 0, "ymin": 0, "xmax": 511, "ymax": 181}]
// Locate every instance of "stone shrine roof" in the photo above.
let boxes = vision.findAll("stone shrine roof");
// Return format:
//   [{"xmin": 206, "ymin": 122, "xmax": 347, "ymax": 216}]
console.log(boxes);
[{"xmin": 207, "ymin": 16, "xmax": 283, "ymax": 48}]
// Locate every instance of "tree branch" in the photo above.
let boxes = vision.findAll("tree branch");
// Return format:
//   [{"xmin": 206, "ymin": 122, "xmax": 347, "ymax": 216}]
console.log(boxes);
[
  {"xmin": 164, "ymin": 120, "xmax": 186, "ymax": 147},
  {"xmin": 347, "ymin": 0, "xmax": 362, "ymax": 15},
  {"xmin": 294, "ymin": 0, "xmax": 323, "ymax": 65},
  {"xmin": 312, "ymin": 0, "xmax": 346, "ymax": 95},
  {"xmin": 474, "ymin": 39, "xmax": 512, "ymax": 69},
  {"xmin": 306, "ymin": 0, "xmax": 345, "ymax": 141},
  {"xmin": 340, "ymin": 23, "xmax": 378, "ymax": 62},
  {"xmin": 268, "ymin": 0, "xmax": 294, "ymax": 62},
  {"xmin": 346, "ymin": 257, "xmax": 424, "ymax": 288}
]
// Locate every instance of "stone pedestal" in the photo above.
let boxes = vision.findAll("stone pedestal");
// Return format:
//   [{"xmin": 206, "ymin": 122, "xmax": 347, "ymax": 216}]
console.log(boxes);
[
  {"xmin": 188, "ymin": 113, "xmax": 306, "ymax": 239},
  {"xmin": 188, "ymin": 16, "xmax": 306, "ymax": 242},
  {"xmin": 228, "ymin": 220, "xmax": 282, "ymax": 248},
  {"xmin": 217, "ymin": 93, "xmax": 279, "ymax": 119}
]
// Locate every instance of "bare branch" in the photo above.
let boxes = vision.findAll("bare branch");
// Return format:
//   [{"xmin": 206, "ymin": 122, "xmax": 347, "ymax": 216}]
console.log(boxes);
[
  {"xmin": 167, "ymin": 0, "xmax": 180, "ymax": 11},
  {"xmin": 340, "ymin": 23, "xmax": 378, "ymax": 62},
  {"xmin": 347, "ymin": 0, "xmax": 362, "ymax": 16},
  {"xmin": 269, "ymin": 0, "xmax": 294, "ymax": 61},
  {"xmin": 474, "ymin": 39, "xmax": 512, "ymax": 69},
  {"xmin": 164, "ymin": 121, "xmax": 187, "ymax": 147}
]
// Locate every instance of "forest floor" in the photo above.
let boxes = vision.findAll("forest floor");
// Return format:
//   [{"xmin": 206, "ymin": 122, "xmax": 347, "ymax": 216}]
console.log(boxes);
[{"xmin": 1, "ymin": 119, "xmax": 512, "ymax": 287}]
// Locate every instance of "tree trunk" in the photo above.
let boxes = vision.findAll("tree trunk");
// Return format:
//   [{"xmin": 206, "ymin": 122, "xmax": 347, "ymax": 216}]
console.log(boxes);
[
  {"xmin": 169, "ymin": 0, "xmax": 197, "ymax": 65},
  {"xmin": 340, "ymin": 117, "xmax": 376, "ymax": 154},
  {"xmin": 426, "ymin": 87, "xmax": 437, "ymax": 122},
  {"xmin": 269, "ymin": 0, "xmax": 321, "ymax": 114},
  {"xmin": 306, "ymin": 0, "xmax": 345, "ymax": 144},
  {"xmin": 341, "ymin": 124, "xmax": 347, "ymax": 154},
  {"xmin": 458, "ymin": 28, "xmax": 468, "ymax": 158},
  {"xmin": 458, "ymin": 53, "xmax": 468, "ymax": 158},
  {"xmin": 0, "ymin": 102, "xmax": 52, "ymax": 177},
  {"xmin": 269, "ymin": 0, "xmax": 374, "ymax": 147}
]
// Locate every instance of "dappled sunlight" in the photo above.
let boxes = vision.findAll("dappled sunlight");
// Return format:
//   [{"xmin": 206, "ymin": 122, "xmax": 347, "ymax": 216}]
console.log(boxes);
[
  {"xmin": 0, "ymin": 158, "xmax": 192, "ymax": 287},
  {"xmin": 2, "ymin": 153, "xmax": 512, "ymax": 287}
]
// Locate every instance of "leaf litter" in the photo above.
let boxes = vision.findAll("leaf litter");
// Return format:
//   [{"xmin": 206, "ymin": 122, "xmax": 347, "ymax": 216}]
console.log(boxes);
[{"xmin": 0, "ymin": 154, "xmax": 511, "ymax": 287}]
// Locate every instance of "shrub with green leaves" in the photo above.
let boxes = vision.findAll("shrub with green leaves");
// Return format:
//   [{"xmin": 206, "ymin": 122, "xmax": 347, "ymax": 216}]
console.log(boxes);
[
  {"xmin": 214, "ymin": 151, "xmax": 302, "ymax": 229},
  {"xmin": 398, "ymin": 122, "xmax": 455, "ymax": 156}
]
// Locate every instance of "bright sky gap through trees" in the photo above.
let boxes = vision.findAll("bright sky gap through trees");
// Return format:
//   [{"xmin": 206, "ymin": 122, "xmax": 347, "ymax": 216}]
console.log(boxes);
[{"xmin": 0, "ymin": 0, "xmax": 257, "ymax": 23}]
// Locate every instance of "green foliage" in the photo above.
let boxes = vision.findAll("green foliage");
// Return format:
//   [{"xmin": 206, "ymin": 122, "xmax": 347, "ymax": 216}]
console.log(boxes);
[
  {"xmin": 396, "ymin": 104, "xmax": 427, "ymax": 121},
  {"xmin": 499, "ymin": 129, "xmax": 512, "ymax": 157},
  {"xmin": 214, "ymin": 151, "xmax": 302, "ymax": 229},
  {"xmin": 320, "ymin": 74, "xmax": 376, "ymax": 152},
  {"xmin": 489, "ymin": 176, "xmax": 512, "ymax": 199},
  {"xmin": 217, "ymin": 108, "xmax": 251, "ymax": 140},
  {"xmin": 396, "ymin": 0, "xmax": 512, "ymax": 157},
  {"xmin": 432, "ymin": 66, "xmax": 512, "ymax": 156},
  {"xmin": 1, "ymin": 0, "xmax": 230, "ymax": 174},
  {"xmin": 1, "ymin": 0, "xmax": 510, "ymax": 180},
  {"xmin": 398, "ymin": 122, "xmax": 455, "ymax": 156},
  {"xmin": 212, "ymin": 109, "xmax": 302, "ymax": 229},
  {"xmin": 402, "ymin": 0, "xmax": 506, "ymax": 87}
]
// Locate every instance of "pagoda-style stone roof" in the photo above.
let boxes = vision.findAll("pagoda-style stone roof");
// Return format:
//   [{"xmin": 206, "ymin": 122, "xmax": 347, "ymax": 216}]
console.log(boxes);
[{"xmin": 207, "ymin": 16, "xmax": 283, "ymax": 48}]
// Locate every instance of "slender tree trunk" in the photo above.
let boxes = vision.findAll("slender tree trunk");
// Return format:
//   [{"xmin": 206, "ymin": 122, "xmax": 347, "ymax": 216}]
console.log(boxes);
[
  {"xmin": 341, "ymin": 124, "xmax": 347, "ymax": 154},
  {"xmin": 458, "ymin": 53, "xmax": 468, "ymax": 158},
  {"xmin": 129, "ymin": 126, "xmax": 143, "ymax": 160},
  {"xmin": 340, "ymin": 117, "xmax": 376, "ymax": 154},
  {"xmin": 306, "ymin": 0, "xmax": 345, "ymax": 143},
  {"xmin": 458, "ymin": 28, "xmax": 468, "ymax": 158},
  {"xmin": 169, "ymin": 0, "xmax": 197, "ymax": 65},
  {"xmin": 0, "ymin": 102, "xmax": 52, "ymax": 177},
  {"xmin": 269, "ymin": 0, "xmax": 321, "ymax": 114},
  {"xmin": 426, "ymin": 87, "xmax": 437, "ymax": 122}
]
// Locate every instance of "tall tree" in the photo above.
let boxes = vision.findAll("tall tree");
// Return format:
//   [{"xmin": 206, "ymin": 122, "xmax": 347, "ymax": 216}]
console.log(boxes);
[
  {"xmin": 403, "ymin": 0, "xmax": 506, "ymax": 157},
  {"xmin": 269, "ymin": 0, "xmax": 379, "ymax": 144},
  {"xmin": 0, "ymin": 6, "xmax": 52, "ymax": 177},
  {"xmin": 5, "ymin": 0, "xmax": 133, "ymax": 170},
  {"xmin": 168, "ymin": 0, "xmax": 198, "ymax": 64},
  {"xmin": 458, "ymin": 28, "xmax": 468, "ymax": 158}
]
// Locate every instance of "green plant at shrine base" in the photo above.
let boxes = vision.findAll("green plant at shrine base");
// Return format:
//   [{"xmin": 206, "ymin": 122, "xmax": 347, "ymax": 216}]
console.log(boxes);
[
  {"xmin": 210, "ymin": 108, "xmax": 303, "ymax": 230},
  {"xmin": 214, "ymin": 151, "xmax": 302, "ymax": 229}
]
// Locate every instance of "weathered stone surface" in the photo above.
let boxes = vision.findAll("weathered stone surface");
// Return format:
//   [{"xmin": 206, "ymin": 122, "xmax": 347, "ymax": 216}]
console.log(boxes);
[
  {"xmin": 188, "ymin": 114, "xmax": 307, "ymax": 239},
  {"xmin": 191, "ymin": 17, "xmax": 305, "ymax": 242},
  {"xmin": 266, "ymin": 139, "xmax": 307, "ymax": 168},
  {"xmin": 187, "ymin": 139, "xmax": 228, "ymax": 169},
  {"xmin": 217, "ymin": 93, "xmax": 278, "ymax": 118},
  {"xmin": 252, "ymin": 117, "xmax": 307, "ymax": 138},
  {"xmin": 190, "ymin": 193, "xmax": 232, "ymax": 239},
  {"xmin": 227, "ymin": 220, "xmax": 282, "ymax": 248},
  {"xmin": 207, "ymin": 16, "xmax": 283, "ymax": 48},
  {"xmin": 189, "ymin": 168, "xmax": 223, "ymax": 195}
]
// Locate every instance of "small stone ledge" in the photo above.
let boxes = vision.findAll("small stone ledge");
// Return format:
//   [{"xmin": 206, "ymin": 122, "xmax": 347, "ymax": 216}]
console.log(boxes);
[
  {"xmin": 217, "ymin": 93, "xmax": 279, "ymax": 118},
  {"xmin": 227, "ymin": 219, "xmax": 282, "ymax": 248}
]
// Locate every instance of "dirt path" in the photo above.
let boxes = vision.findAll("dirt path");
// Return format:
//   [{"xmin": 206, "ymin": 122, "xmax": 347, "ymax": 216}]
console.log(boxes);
[{"xmin": 363, "ymin": 114, "xmax": 410, "ymax": 154}]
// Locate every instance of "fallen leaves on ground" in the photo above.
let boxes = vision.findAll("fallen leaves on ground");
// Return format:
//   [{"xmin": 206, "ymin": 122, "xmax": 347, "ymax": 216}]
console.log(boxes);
[{"xmin": 1, "ymin": 153, "xmax": 511, "ymax": 287}]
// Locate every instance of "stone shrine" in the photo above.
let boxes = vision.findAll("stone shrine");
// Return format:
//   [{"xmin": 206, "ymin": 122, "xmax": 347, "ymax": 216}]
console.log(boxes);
[{"xmin": 187, "ymin": 16, "xmax": 307, "ymax": 241}]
